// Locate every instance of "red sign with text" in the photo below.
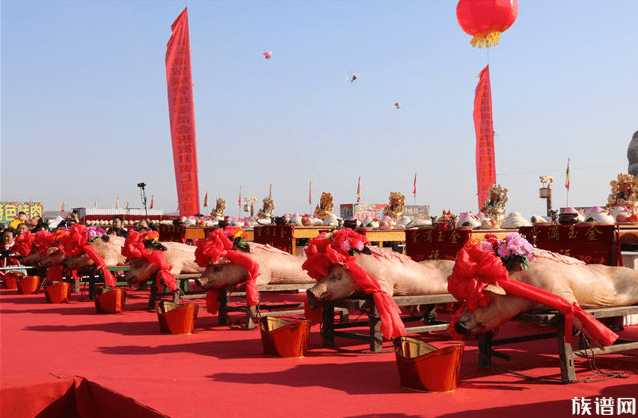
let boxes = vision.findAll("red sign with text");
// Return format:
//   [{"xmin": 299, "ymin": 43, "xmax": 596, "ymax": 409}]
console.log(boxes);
[
  {"xmin": 474, "ymin": 65, "xmax": 495, "ymax": 211},
  {"xmin": 166, "ymin": 8, "xmax": 200, "ymax": 216}
]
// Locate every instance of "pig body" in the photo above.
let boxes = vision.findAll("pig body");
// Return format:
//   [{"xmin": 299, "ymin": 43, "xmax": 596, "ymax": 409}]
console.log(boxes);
[
  {"xmin": 196, "ymin": 243, "xmax": 315, "ymax": 289},
  {"xmin": 453, "ymin": 250, "xmax": 638, "ymax": 338},
  {"xmin": 306, "ymin": 248, "xmax": 455, "ymax": 306},
  {"xmin": 125, "ymin": 242, "xmax": 205, "ymax": 286}
]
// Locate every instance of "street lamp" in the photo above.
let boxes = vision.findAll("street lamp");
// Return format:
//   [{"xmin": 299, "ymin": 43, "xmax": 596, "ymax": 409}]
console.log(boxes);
[{"xmin": 137, "ymin": 182, "xmax": 148, "ymax": 219}]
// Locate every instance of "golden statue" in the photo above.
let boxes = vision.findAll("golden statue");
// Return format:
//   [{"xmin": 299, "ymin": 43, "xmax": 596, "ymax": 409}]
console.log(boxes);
[
  {"xmin": 210, "ymin": 198, "xmax": 226, "ymax": 219},
  {"xmin": 257, "ymin": 197, "xmax": 275, "ymax": 219},
  {"xmin": 314, "ymin": 192, "xmax": 334, "ymax": 220},
  {"xmin": 608, "ymin": 174, "xmax": 638, "ymax": 209},
  {"xmin": 480, "ymin": 184, "xmax": 508, "ymax": 224},
  {"xmin": 383, "ymin": 192, "xmax": 405, "ymax": 219}
]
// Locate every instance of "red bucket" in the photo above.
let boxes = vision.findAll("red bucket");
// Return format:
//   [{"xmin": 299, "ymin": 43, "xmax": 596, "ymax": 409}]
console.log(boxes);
[
  {"xmin": 260, "ymin": 317, "xmax": 311, "ymax": 358},
  {"xmin": 44, "ymin": 282, "xmax": 70, "ymax": 303},
  {"xmin": 17, "ymin": 276, "xmax": 41, "ymax": 295},
  {"xmin": 94, "ymin": 288, "xmax": 127, "ymax": 314},
  {"xmin": 156, "ymin": 302, "xmax": 198, "ymax": 334},
  {"xmin": 3, "ymin": 272, "xmax": 24, "ymax": 289},
  {"xmin": 394, "ymin": 337, "xmax": 464, "ymax": 392}
]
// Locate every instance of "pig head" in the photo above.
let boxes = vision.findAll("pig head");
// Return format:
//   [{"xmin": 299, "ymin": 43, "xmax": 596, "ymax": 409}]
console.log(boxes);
[
  {"xmin": 306, "ymin": 264, "xmax": 364, "ymax": 308},
  {"xmin": 124, "ymin": 241, "xmax": 204, "ymax": 287},
  {"xmin": 196, "ymin": 261, "xmax": 248, "ymax": 289}
]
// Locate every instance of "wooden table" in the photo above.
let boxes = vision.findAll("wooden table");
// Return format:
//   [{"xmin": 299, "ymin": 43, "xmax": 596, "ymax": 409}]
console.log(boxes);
[
  {"xmin": 253, "ymin": 226, "xmax": 332, "ymax": 255},
  {"xmin": 478, "ymin": 305, "xmax": 638, "ymax": 382},
  {"xmin": 356, "ymin": 229, "xmax": 406, "ymax": 248},
  {"xmin": 320, "ymin": 294, "xmax": 458, "ymax": 353},
  {"xmin": 216, "ymin": 283, "xmax": 317, "ymax": 330}
]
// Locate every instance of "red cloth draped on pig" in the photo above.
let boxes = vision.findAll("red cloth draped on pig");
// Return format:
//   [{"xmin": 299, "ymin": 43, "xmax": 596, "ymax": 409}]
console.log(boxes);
[
  {"xmin": 122, "ymin": 231, "xmax": 177, "ymax": 292},
  {"xmin": 303, "ymin": 229, "xmax": 406, "ymax": 340}
]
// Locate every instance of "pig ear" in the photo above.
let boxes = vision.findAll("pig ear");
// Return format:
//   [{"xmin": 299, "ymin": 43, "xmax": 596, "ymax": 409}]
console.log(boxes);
[
  {"xmin": 101, "ymin": 235, "xmax": 110, "ymax": 242},
  {"xmin": 360, "ymin": 246, "xmax": 372, "ymax": 255},
  {"xmin": 484, "ymin": 283, "xmax": 506, "ymax": 295}
]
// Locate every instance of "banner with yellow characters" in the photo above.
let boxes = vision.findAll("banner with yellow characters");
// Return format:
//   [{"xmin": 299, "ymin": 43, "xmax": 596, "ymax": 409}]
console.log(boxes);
[{"xmin": 1, "ymin": 202, "xmax": 44, "ymax": 224}]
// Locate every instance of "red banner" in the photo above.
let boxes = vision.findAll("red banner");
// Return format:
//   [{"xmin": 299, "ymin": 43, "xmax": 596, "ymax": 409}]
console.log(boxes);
[
  {"xmin": 166, "ymin": 8, "xmax": 200, "ymax": 216},
  {"xmin": 473, "ymin": 65, "xmax": 495, "ymax": 211}
]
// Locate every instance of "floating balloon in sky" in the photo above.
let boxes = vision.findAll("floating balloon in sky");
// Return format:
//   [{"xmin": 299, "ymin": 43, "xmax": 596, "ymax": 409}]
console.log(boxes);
[
  {"xmin": 346, "ymin": 70, "xmax": 357, "ymax": 83},
  {"xmin": 456, "ymin": 0, "xmax": 519, "ymax": 48},
  {"xmin": 394, "ymin": 102, "xmax": 401, "ymax": 109},
  {"xmin": 263, "ymin": 50, "xmax": 272, "ymax": 60}
]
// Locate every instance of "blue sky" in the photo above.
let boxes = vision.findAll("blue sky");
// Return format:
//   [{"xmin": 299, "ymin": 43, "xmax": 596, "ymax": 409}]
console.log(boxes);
[{"xmin": 2, "ymin": 0, "xmax": 637, "ymax": 219}]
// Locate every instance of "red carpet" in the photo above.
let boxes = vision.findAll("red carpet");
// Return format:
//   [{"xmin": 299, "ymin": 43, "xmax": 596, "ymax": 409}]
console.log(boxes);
[{"xmin": 1, "ymin": 288, "xmax": 637, "ymax": 418}]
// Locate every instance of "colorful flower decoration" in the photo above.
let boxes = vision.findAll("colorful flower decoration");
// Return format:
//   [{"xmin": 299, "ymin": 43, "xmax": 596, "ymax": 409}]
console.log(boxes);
[
  {"xmin": 86, "ymin": 226, "xmax": 106, "ymax": 242},
  {"xmin": 223, "ymin": 226, "xmax": 250, "ymax": 251},
  {"xmin": 263, "ymin": 50, "xmax": 272, "ymax": 60},
  {"xmin": 480, "ymin": 232, "xmax": 534, "ymax": 270}
]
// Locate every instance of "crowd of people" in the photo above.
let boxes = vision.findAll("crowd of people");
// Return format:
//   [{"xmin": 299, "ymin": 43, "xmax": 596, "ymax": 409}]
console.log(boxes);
[{"xmin": 0, "ymin": 211, "xmax": 159, "ymax": 265}]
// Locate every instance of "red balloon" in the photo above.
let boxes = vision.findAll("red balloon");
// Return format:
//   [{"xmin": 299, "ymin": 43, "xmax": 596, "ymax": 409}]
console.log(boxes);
[{"xmin": 456, "ymin": 0, "xmax": 519, "ymax": 48}]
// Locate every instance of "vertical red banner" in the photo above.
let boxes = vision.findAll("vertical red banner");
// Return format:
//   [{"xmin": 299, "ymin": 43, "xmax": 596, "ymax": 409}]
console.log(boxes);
[
  {"xmin": 166, "ymin": 8, "xmax": 200, "ymax": 216},
  {"xmin": 473, "ymin": 65, "xmax": 495, "ymax": 210}
]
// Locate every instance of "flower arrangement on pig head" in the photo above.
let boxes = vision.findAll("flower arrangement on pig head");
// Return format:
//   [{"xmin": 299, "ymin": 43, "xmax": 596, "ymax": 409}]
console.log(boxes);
[
  {"xmin": 480, "ymin": 232, "xmax": 534, "ymax": 270},
  {"xmin": 223, "ymin": 226, "xmax": 250, "ymax": 252},
  {"xmin": 140, "ymin": 230, "xmax": 165, "ymax": 251},
  {"xmin": 86, "ymin": 226, "xmax": 106, "ymax": 242},
  {"xmin": 318, "ymin": 228, "xmax": 371, "ymax": 256}
]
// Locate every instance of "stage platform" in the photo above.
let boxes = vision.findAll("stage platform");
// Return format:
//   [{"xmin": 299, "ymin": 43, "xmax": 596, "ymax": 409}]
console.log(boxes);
[{"xmin": 1, "ymin": 288, "xmax": 637, "ymax": 418}]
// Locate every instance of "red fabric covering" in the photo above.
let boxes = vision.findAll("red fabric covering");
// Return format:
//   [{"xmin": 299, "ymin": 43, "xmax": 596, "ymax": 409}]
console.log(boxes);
[
  {"xmin": 447, "ymin": 243, "xmax": 618, "ymax": 347},
  {"xmin": 195, "ymin": 229, "xmax": 260, "ymax": 307},
  {"xmin": 205, "ymin": 289, "xmax": 219, "ymax": 314},
  {"xmin": 1, "ymin": 289, "xmax": 637, "ymax": 417},
  {"xmin": 1, "ymin": 375, "xmax": 169, "ymax": 418},
  {"xmin": 47, "ymin": 264, "xmax": 64, "ymax": 283},
  {"xmin": 14, "ymin": 230, "xmax": 35, "ymax": 257},
  {"xmin": 303, "ymin": 299, "xmax": 324, "ymax": 325},
  {"xmin": 60, "ymin": 225, "xmax": 116, "ymax": 287},
  {"xmin": 122, "ymin": 231, "xmax": 177, "ymax": 292},
  {"xmin": 302, "ymin": 229, "xmax": 406, "ymax": 340}
]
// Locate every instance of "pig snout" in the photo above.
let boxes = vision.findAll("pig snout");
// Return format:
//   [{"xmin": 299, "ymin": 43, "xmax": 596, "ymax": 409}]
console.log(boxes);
[
  {"xmin": 306, "ymin": 284, "xmax": 329, "ymax": 308},
  {"xmin": 454, "ymin": 320, "xmax": 471, "ymax": 335},
  {"xmin": 195, "ymin": 277, "xmax": 208, "ymax": 288}
]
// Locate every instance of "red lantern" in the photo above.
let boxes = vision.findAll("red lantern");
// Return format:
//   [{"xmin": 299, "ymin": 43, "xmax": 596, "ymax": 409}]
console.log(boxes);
[{"xmin": 456, "ymin": 0, "xmax": 519, "ymax": 48}]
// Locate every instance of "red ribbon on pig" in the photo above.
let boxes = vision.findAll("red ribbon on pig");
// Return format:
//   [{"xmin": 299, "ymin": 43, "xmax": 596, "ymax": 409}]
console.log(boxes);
[
  {"xmin": 302, "ymin": 229, "xmax": 406, "ymax": 340},
  {"xmin": 14, "ymin": 231, "xmax": 36, "ymax": 257},
  {"xmin": 447, "ymin": 243, "xmax": 618, "ymax": 347},
  {"xmin": 59, "ymin": 225, "xmax": 117, "ymax": 288},
  {"xmin": 195, "ymin": 229, "xmax": 260, "ymax": 307},
  {"xmin": 121, "ymin": 231, "xmax": 177, "ymax": 292}
]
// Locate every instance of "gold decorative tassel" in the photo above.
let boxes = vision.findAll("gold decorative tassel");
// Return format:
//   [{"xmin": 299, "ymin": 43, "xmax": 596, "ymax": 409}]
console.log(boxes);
[{"xmin": 470, "ymin": 31, "xmax": 501, "ymax": 48}]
